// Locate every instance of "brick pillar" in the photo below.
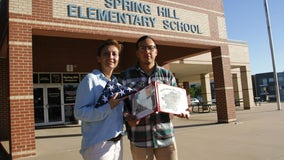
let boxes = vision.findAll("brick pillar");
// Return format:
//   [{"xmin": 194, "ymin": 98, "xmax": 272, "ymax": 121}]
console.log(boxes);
[
  {"xmin": 240, "ymin": 66, "xmax": 255, "ymax": 109},
  {"xmin": 183, "ymin": 81, "xmax": 190, "ymax": 95},
  {"xmin": 211, "ymin": 46, "xmax": 236, "ymax": 123},
  {"xmin": 8, "ymin": 21, "xmax": 36, "ymax": 159},
  {"xmin": 232, "ymin": 73, "xmax": 242, "ymax": 101},
  {"xmin": 200, "ymin": 73, "xmax": 212, "ymax": 104},
  {"xmin": 183, "ymin": 81, "xmax": 191, "ymax": 112},
  {"xmin": 183, "ymin": 81, "xmax": 191, "ymax": 100}
]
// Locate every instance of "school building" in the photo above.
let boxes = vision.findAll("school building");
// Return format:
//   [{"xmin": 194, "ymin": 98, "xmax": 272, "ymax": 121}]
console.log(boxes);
[
  {"xmin": 0, "ymin": 0, "xmax": 255, "ymax": 159},
  {"xmin": 252, "ymin": 71, "xmax": 284, "ymax": 102}
]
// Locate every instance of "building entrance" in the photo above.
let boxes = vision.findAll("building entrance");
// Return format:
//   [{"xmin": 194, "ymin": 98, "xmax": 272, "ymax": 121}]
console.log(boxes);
[{"xmin": 33, "ymin": 85, "xmax": 64, "ymax": 126}]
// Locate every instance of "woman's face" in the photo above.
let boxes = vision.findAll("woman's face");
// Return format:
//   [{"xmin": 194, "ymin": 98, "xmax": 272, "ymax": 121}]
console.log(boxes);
[{"xmin": 97, "ymin": 45, "xmax": 120, "ymax": 71}]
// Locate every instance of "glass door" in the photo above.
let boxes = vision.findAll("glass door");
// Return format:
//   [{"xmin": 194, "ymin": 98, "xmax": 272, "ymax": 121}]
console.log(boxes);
[
  {"xmin": 47, "ymin": 87, "xmax": 63, "ymax": 123},
  {"xmin": 34, "ymin": 85, "xmax": 64, "ymax": 126},
  {"xmin": 34, "ymin": 88, "xmax": 45, "ymax": 124}
]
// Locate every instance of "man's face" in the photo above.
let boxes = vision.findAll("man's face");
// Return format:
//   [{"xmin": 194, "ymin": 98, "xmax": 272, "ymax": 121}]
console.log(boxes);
[{"xmin": 136, "ymin": 38, "xmax": 157, "ymax": 66}]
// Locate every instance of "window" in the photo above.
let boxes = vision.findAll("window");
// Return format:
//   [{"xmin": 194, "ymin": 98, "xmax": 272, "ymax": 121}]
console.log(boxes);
[
  {"xmin": 262, "ymin": 78, "xmax": 267, "ymax": 85},
  {"xmin": 269, "ymin": 86, "xmax": 275, "ymax": 91}
]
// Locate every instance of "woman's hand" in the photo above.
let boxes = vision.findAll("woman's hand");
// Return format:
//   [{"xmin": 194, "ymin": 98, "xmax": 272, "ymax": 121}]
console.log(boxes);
[{"xmin": 108, "ymin": 93, "xmax": 121, "ymax": 109}]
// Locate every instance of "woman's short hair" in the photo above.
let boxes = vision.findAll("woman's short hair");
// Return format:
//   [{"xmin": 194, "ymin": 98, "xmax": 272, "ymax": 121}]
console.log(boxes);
[{"xmin": 97, "ymin": 39, "xmax": 123, "ymax": 56}]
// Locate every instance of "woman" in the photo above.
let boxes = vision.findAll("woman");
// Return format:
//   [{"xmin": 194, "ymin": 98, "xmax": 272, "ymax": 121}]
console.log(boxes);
[{"xmin": 74, "ymin": 39, "xmax": 124, "ymax": 160}]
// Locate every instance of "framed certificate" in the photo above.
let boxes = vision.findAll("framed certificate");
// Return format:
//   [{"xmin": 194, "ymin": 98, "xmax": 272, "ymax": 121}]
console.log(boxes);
[
  {"xmin": 156, "ymin": 83, "xmax": 189, "ymax": 114},
  {"xmin": 132, "ymin": 82, "xmax": 189, "ymax": 119}
]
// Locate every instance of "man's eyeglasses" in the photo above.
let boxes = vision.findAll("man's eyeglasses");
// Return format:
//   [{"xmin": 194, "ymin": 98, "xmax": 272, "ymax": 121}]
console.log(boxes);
[{"xmin": 138, "ymin": 45, "xmax": 156, "ymax": 51}]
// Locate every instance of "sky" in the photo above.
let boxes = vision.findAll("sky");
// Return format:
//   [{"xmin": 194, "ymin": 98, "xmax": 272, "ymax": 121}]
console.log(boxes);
[{"xmin": 223, "ymin": 0, "xmax": 284, "ymax": 75}]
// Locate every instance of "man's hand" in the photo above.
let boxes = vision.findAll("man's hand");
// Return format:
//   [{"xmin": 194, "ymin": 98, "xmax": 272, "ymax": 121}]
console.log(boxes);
[
  {"xmin": 124, "ymin": 113, "xmax": 140, "ymax": 126},
  {"xmin": 174, "ymin": 111, "xmax": 190, "ymax": 119}
]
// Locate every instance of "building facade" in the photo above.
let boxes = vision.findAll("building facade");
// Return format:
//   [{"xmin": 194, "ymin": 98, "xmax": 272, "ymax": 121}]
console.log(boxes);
[
  {"xmin": 0, "ymin": 0, "xmax": 254, "ymax": 159},
  {"xmin": 170, "ymin": 40, "xmax": 254, "ymax": 106},
  {"xmin": 252, "ymin": 72, "xmax": 284, "ymax": 102}
]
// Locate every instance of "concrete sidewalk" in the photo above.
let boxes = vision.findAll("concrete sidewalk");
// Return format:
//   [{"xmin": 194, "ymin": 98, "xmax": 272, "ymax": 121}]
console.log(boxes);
[{"xmin": 11, "ymin": 103, "xmax": 284, "ymax": 160}]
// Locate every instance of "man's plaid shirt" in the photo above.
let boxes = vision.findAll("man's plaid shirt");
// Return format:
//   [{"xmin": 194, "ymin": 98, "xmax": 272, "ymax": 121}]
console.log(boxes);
[{"xmin": 120, "ymin": 63, "xmax": 177, "ymax": 148}]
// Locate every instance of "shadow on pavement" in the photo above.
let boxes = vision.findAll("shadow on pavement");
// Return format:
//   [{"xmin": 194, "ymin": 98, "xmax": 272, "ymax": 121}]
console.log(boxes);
[{"xmin": 174, "ymin": 122, "xmax": 219, "ymax": 129}]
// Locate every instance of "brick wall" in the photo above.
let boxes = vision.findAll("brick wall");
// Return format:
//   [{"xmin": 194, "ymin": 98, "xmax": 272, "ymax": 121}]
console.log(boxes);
[
  {"xmin": 8, "ymin": 17, "xmax": 35, "ymax": 158},
  {"xmin": 9, "ymin": 0, "xmax": 228, "ymax": 47}
]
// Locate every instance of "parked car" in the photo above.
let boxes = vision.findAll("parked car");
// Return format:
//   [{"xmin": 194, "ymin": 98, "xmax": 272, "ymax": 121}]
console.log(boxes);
[{"xmin": 190, "ymin": 98, "xmax": 200, "ymax": 105}]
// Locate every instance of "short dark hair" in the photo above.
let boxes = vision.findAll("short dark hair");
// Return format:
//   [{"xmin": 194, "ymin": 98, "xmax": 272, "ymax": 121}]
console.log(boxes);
[
  {"xmin": 97, "ymin": 39, "xmax": 123, "ymax": 56},
  {"xmin": 135, "ymin": 35, "xmax": 157, "ymax": 49}
]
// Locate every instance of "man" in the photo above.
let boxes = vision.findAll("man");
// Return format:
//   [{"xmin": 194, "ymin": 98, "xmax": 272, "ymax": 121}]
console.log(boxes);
[{"xmin": 120, "ymin": 35, "xmax": 189, "ymax": 160}]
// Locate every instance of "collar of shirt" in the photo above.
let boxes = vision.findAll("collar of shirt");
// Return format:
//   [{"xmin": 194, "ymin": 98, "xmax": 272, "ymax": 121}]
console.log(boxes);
[
  {"xmin": 135, "ymin": 62, "xmax": 160, "ymax": 76},
  {"xmin": 93, "ymin": 69, "xmax": 118, "ymax": 83}
]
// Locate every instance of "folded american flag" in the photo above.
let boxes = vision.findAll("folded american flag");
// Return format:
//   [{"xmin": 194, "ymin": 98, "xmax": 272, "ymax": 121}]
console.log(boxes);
[{"xmin": 95, "ymin": 81, "xmax": 136, "ymax": 107}]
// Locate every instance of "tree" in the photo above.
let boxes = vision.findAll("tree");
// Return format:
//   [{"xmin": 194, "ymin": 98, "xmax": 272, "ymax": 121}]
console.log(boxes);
[{"xmin": 190, "ymin": 85, "xmax": 201, "ymax": 98}]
